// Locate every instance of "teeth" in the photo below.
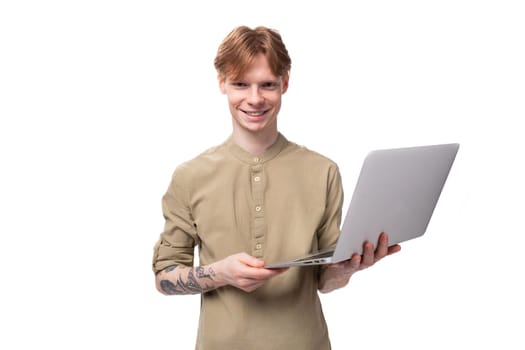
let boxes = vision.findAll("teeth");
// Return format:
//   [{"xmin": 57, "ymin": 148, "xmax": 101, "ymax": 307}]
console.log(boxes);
[{"xmin": 245, "ymin": 111, "xmax": 265, "ymax": 116}]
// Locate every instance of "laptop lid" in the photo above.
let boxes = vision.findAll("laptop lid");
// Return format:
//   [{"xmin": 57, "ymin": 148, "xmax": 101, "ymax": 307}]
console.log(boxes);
[
  {"xmin": 265, "ymin": 143, "xmax": 459, "ymax": 268},
  {"xmin": 331, "ymin": 143, "xmax": 459, "ymax": 262}
]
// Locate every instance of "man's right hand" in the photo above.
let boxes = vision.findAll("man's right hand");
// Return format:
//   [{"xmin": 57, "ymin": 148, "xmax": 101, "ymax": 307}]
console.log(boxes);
[{"xmin": 213, "ymin": 253, "xmax": 288, "ymax": 292}]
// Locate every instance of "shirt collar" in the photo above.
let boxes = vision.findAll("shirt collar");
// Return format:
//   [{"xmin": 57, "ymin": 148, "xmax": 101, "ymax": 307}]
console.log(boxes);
[{"xmin": 226, "ymin": 133, "xmax": 288, "ymax": 165}]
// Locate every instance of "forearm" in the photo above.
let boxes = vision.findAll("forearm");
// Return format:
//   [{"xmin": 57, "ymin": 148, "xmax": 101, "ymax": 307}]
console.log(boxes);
[{"xmin": 156, "ymin": 263, "xmax": 224, "ymax": 295}]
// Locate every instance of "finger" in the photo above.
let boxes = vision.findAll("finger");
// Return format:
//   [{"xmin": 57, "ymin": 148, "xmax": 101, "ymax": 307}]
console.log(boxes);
[
  {"xmin": 375, "ymin": 232, "xmax": 389, "ymax": 259},
  {"xmin": 387, "ymin": 244, "xmax": 402, "ymax": 255},
  {"xmin": 240, "ymin": 266, "xmax": 287, "ymax": 282},
  {"xmin": 271, "ymin": 267, "xmax": 290, "ymax": 275},
  {"xmin": 360, "ymin": 241, "xmax": 375, "ymax": 267},
  {"xmin": 255, "ymin": 267, "xmax": 287, "ymax": 280},
  {"xmin": 347, "ymin": 253, "xmax": 361, "ymax": 271},
  {"xmin": 324, "ymin": 261, "xmax": 346, "ymax": 270},
  {"xmin": 238, "ymin": 278, "xmax": 266, "ymax": 292},
  {"xmin": 237, "ymin": 253, "xmax": 265, "ymax": 268},
  {"xmin": 239, "ymin": 268, "xmax": 285, "ymax": 289}
]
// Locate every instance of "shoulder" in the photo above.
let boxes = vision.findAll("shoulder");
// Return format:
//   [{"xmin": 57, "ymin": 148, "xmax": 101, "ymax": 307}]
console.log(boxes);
[
  {"xmin": 281, "ymin": 139, "xmax": 340, "ymax": 171},
  {"xmin": 170, "ymin": 142, "xmax": 228, "ymax": 184}
]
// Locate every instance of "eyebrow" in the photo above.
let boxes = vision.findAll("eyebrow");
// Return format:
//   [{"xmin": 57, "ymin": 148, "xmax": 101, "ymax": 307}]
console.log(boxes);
[{"xmin": 229, "ymin": 77, "xmax": 281, "ymax": 83}]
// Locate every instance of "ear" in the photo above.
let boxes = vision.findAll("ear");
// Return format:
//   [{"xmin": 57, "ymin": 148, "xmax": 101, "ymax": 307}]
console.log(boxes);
[
  {"xmin": 281, "ymin": 72, "xmax": 290, "ymax": 94},
  {"xmin": 218, "ymin": 74, "xmax": 227, "ymax": 94}
]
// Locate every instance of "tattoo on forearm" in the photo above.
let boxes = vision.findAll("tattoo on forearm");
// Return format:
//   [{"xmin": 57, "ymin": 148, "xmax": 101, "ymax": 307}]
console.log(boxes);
[
  {"xmin": 196, "ymin": 266, "xmax": 215, "ymax": 279},
  {"xmin": 160, "ymin": 265, "xmax": 216, "ymax": 295}
]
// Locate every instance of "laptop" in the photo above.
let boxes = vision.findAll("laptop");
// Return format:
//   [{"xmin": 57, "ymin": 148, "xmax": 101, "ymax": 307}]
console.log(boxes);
[{"xmin": 265, "ymin": 143, "xmax": 459, "ymax": 268}]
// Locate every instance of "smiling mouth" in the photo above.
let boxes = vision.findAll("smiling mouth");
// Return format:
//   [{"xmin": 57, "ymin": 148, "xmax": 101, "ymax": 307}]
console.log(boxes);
[{"xmin": 241, "ymin": 109, "xmax": 269, "ymax": 116}]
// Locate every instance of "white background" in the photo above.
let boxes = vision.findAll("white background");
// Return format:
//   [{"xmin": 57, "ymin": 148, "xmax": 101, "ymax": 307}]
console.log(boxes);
[{"xmin": 1, "ymin": 1, "xmax": 524, "ymax": 349}]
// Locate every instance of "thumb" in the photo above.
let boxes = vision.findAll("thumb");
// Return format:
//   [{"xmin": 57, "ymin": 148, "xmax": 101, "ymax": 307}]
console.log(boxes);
[{"xmin": 238, "ymin": 253, "xmax": 265, "ymax": 268}]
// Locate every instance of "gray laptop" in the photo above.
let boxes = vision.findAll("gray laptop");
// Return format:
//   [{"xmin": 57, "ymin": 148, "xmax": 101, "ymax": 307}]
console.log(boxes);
[{"xmin": 265, "ymin": 143, "xmax": 459, "ymax": 268}]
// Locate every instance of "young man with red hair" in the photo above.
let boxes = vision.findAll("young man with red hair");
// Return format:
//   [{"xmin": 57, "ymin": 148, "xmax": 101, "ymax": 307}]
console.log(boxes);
[{"xmin": 152, "ymin": 26, "xmax": 400, "ymax": 350}]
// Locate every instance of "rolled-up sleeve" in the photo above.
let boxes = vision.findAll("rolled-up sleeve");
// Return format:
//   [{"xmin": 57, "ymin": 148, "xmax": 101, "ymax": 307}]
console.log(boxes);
[{"xmin": 152, "ymin": 167, "xmax": 198, "ymax": 274}]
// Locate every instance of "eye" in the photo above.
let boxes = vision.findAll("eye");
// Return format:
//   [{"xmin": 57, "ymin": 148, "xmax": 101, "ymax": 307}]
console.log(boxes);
[
  {"xmin": 231, "ymin": 82, "xmax": 247, "ymax": 88},
  {"xmin": 261, "ymin": 82, "xmax": 278, "ymax": 90}
]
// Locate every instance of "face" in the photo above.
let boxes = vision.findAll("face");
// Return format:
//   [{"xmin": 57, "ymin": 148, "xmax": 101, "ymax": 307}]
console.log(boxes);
[{"xmin": 219, "ymin": 54, "xmax": 289, "ymax": 138}]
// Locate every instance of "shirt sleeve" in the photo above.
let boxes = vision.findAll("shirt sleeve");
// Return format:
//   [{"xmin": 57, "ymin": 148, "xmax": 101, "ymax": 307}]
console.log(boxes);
[
  {"xmin": 316, "ymin": 163, "xmax": 344, "ymax": 250},
  {"xmin": 152, "ymin": 167, "xmax": 198, "ymax": 274}
]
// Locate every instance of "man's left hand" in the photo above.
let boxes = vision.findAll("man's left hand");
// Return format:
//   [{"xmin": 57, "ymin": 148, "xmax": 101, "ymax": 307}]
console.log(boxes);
[{"xmin": 318, "ymin": 232, "xmax": 401, "ymax": 293}]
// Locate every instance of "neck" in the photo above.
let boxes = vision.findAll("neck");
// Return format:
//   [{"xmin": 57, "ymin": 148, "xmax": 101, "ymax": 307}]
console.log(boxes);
[{"xmin": 232, "ymin": 129, "xmax": 279, "ymax": 156}]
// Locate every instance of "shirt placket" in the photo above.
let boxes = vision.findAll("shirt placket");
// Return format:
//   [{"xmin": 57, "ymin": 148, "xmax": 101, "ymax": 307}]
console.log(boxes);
[{"xmin": 251, "ymin": 159, "xmax": 265, "ymax": 258}]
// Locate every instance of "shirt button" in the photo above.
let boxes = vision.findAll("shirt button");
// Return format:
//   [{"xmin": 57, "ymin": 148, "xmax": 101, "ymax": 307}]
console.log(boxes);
[
  {"xmin": 255, "ymin": 206, "xmax": 262, "ymax": 212},
  {"xmin": 253, "ymin": 157, "xmax": 260, "ymax": 163},
  {"xmin": 254, "ymin": 176, "xmax": 261, "ymax": 182},
  {"xmin": 255, "ymin": 243, "xmax": 262, "ymax": 250}
]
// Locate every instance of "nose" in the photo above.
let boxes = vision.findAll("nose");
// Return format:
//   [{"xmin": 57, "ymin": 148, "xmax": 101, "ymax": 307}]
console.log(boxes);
[{"xmin": 247, "ymin": 86, "xmax": 264, "ymax": 105}]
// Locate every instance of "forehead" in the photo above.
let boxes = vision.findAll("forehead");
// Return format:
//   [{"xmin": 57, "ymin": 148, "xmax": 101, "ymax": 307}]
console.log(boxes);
[{"xmin": 231, "ymin": 54, "xmax": 280, "ymax": 81}]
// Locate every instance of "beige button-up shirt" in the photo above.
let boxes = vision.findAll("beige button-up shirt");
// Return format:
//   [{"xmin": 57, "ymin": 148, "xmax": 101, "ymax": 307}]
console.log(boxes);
[{"xmin": 153, "ymin": 133, "xmax": 343, "ymax": 350}]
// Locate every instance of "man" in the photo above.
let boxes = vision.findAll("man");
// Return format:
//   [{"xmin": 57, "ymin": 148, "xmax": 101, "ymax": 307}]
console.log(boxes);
[{"xmin": 152, "ymin": 25, "xmax": 401, "ymax": 349}]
